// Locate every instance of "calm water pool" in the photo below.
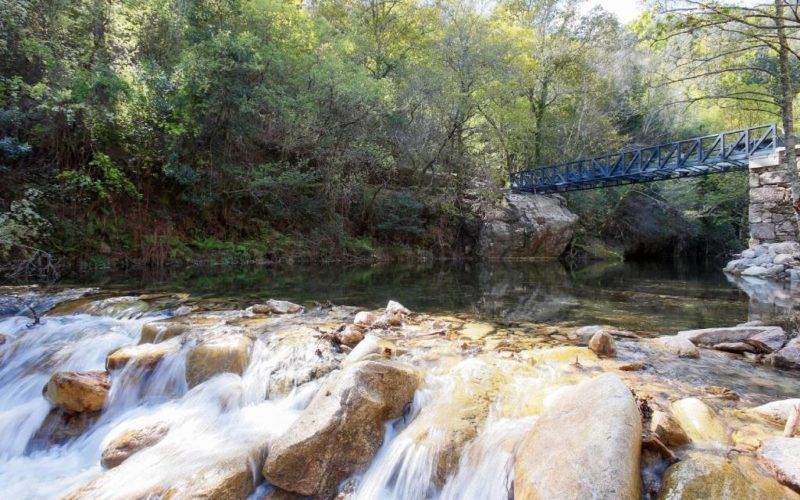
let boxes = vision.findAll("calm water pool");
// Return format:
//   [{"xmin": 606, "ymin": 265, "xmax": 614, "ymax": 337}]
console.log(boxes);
[{"xmin": 40, "ymin": 260, "xmax": 781, "ymax": 333}]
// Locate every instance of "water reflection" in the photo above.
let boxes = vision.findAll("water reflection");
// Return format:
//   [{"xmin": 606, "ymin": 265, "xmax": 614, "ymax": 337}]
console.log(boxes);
[
  {"xmin": 725, "ymin": 274, "xmax": 800, "ymax": 322},
  {"xmin": 49, "ymin": 260, "xmax": 754, "ymax": 333}
]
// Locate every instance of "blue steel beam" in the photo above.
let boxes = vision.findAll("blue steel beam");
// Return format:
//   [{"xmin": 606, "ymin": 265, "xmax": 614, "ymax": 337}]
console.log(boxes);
[{"xmin": 510, "ymin": 124, "xmax": 779, "ymax": 194}]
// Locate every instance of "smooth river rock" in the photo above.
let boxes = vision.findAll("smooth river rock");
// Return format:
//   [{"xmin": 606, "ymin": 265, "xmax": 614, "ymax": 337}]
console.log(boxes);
[
  {"xmin": 251, "ymin": 299, "xmax": 302, "ymax": 315},
  {"xmin": 588, "ymin": 330, "xmax": 616, "ymax": 357},
  {"xmin": 185, "ymin": 334, "xmax": 253, "ymax": 387},
  {"xmin": 514, "ymin": 374, "xmax": 641, "ymax": 500},
  {"xmin": 101, "ymin": 423, "xmax": 169, "ymax": 469},
  {"xmin": 773, "ymin": 337, "xmax": 800, "ymax": 370},
  {"xmin": 658, "ymin": 452, "xmax": 798, "ymax": 499},
  {"xmin": 43, "ymin": 371, "xmax": 110, "ymax": 413},
  {"xmin": 670, "ymin": 398, "xmax": 729, "ymax": 444},
  {"xmin": 263, "ymin": 360, "xmax": 419, "ymax": 497},
  {"xmin": 652, "ymin": 336, "xmax": 700, "ymax": 358},
  {"xmin": 106, "ymin": 339, "xmax": 181, "ymax": 370},
  {"xmin": 650, "ymin": 410, "xmax": 691, "ymax": 447}
]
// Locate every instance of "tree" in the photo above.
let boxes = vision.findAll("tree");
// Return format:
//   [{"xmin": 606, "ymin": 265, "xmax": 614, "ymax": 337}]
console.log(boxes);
[{"xmin": 647, "ymin": 0, "xmax": 800, "ymax": 229}]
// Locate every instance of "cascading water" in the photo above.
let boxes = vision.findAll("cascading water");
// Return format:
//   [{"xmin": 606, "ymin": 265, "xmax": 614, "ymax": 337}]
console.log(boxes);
[{"xmin": 0, "ymin": 291, "xmax": 310, "ymax": 499}]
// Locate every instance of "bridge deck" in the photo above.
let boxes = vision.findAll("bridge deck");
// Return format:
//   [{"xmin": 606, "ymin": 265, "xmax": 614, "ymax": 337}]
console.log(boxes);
[{"xmin": 511, "ymin": 124, "xmax": 778, "ymax": 194}]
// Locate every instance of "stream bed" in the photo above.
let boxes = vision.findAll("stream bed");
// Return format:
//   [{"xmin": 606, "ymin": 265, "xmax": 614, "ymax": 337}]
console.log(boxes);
[{"xmin": 1, "ymin": 260, "xmax": 800, "ymax": 499}]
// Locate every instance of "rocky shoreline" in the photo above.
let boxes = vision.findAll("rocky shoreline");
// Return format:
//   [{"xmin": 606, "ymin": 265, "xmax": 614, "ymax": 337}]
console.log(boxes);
[{"xmin": 2, "ymin": 290, "xmax": 800, "ymax": 498}]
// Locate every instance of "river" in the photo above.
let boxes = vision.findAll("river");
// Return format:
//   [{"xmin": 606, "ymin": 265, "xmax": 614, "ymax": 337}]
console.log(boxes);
[{"xmin": 1, "ymin": 260, "xmax": 799, "ymax": 499}]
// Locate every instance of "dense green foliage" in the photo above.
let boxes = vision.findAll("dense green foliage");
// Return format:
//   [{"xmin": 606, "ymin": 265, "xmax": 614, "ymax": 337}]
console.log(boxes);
[{"xmin": 0, "ymin": 0, "xmax": 792, "ymax": 271}]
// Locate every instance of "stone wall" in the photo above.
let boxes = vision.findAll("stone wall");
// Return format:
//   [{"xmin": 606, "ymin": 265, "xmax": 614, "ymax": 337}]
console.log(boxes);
[{"xmin": 748, "ymin": 150, "xmax": 798, "ymax": 245}]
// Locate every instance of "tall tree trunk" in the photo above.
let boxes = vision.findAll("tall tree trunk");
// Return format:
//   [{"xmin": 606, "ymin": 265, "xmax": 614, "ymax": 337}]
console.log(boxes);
[{"xmin": 776, "ymin": 0, "xmax": 800, "ymax": 233}]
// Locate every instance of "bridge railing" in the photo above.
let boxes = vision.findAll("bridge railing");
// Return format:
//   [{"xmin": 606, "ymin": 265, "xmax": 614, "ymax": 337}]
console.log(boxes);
[{"xmin": 511, "ymin": 124, "xmax": 778, "ymax": 194}]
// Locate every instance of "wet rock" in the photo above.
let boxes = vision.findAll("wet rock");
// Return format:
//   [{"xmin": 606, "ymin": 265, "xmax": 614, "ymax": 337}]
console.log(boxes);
[
  {"xmin": 642, "ymin": 433, "xmax": 678, "ymax": 463},
  {"xmin": 658, "ymin": 452, "xmax": 796, "ymax": 499},
  {"xmin": 263, "ymin": 487, "xmax": 308, "ymax": 499},
  {"xmin": 47, "ymin": 296, "xmax": 150, "ymax": 319},
  {"xmin": 27, "ymin": 408, "xmax": 98, "ymax": 449},
  {"xmin": 259, "ymin": 325, "xmax": 345, "ymax": 399},
  {"xmin": 575, "ymin": 325, "xmax": 603, "ymax": 343},
  {"xmin": 743, "ymin": 265, "xmax": 769, "ymax": 277},
  {"xmin": 678, "ymin": 326, "xmax": 785, "ymax": 349},
  {"xmin": 650, "ymin": 410, "xmax": 691, "ymax": 447},
  {"xmin": 338, "ymin": 325, "xmax": 365, "ymax": 347},
  {"xmin": 251, "ymin": 299, "xmax": 303, "ymax": 315},
  {"xmin": 43, "ymin": 370, "xmax": 109, "ymax": 413},
  {"xmin": 185, "ymin": 334, "xmax": 253, "ymax": 387},
  {"xmin": 353, "ymin": 311, "xmax": 378, "ymax": 326},
  {"xmin": 714, "ymin": 341, "xmax": 757, "ymax": 354},
  {"xmin": 398, "ymin": 359, "xmax": 510, "ymax": 486},
  {"xmin": 460, "ymin": 322, "xmax": 495, "ymax": 341},
  {"xmin": 343, "ymin": 334, "xmax": 382, "ymax": 366},
  {"xmin": 670, "ymin": 397, "xmax": 729, "ymax": 443},
  {"xmin": 761, "ymin": 438, "xmax": 800, "ymax": 492},
  {"xmin": 164, "ymin": 447, "xmax": 266, "ymax": 499},
  {"xmin": 732, "ymin": 423, "xmax": 773, "ymax": 451},
  {"xmin": 101, "ymin": 423, "xmax": 169, "ymax": 469},
  {"xmin": 515, "ymin": 374, "xmax": 641, "ymax": 500},
  {"xmin": 386, "ymin": 300, "xmax": 410, "ymax": 316},
  {"xmin": 748, "ymin": 328, "xmax": 788, "ymax": 353},
  {"xmin": 652, "ymin": 336, "xmax": 700, "ymax": 358},
  {"xmin": 588, "ymin": 330, "xmax": 616, "ymax": 357},
  {"xmin": 0, "ymin": 333, "xmax": 7, "ymax": 345},
  {"xmin": 749, "ymin": 399, "xmax": 800, "ymax": 426},
  {"xmin": 139, "ymin": 320, "xmax": 189, "ymax": 344},
  {"xmin": 106, "ymin": 339, "xmax": 182, "ymax": 370},
  {"xmin": 263, "ymin": 360, "xmax": 419, "ymax": 497},
  {"xmin": 530, "ymin": 345, "xmax": 599, "ymax": 365},
  {"xmin": 773, "ymin": 338, "xmax": 800, "ymax": 370},
  {"xmin": 619, "ymin": 362, "xmax": 646, "ymax": 371}
]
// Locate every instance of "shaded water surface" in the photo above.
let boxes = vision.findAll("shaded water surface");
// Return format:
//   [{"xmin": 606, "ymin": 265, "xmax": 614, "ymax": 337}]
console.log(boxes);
[{"xmin": 57, "ymin": 260, "xmax": 750, "ymax": 333}]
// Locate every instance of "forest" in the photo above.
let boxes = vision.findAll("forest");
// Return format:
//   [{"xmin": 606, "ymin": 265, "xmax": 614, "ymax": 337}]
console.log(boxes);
[{"xmin": 1, "ymin": 0, "xmax": 797, "ymax": 272}]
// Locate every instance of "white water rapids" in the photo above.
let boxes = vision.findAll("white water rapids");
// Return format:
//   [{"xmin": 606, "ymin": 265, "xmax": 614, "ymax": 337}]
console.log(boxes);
[{"xmin": 0, "ymin": 290, "xmax": 539, "ymax": 499}]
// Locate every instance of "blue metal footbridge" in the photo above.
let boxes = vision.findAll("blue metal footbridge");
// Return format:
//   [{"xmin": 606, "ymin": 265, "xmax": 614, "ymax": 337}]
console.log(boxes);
[{"xmin": 510, "ymin": 124, "xmax": 779, "ymax": 194}]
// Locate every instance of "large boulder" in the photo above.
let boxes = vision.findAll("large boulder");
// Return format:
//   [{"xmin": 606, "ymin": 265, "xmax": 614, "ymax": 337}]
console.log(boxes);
[
  {"xmin": 43, "ymin": 371, "xmax": 109, "ymax": 413},
  {"xmin": 477, "ymin": 191, "xmax": 577, "ymax": 260},
  {"xmin": 658, "ymin": 452, "xmax": 796, "ymax": 499},
  {"xmin": 773, "ymin": 338, "xmax": 800, "ymax": 370},
  {"xmin": 514, "ymin": 374, "xmax": 641, "ymax": 500},
  {"xmin": 749, "ymin": 399, "xmax": 800, "ymax": 426},
  {"xmin": 262, "ymin": 360, "xmax": 419, "ymax": 497},
  {"xmin": 760, "ymin": 438, "xmax": 800, "ymax": 492},
  {"xmin": 670, "ymin": 398, "xmax": 729, "ymax": 444},
  {"xmin": 185, "ymin": 335, "xmax": 253, "ymax": 387}
]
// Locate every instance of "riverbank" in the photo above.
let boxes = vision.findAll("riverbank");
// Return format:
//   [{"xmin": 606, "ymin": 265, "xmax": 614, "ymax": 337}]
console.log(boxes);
[{"xmin": 1, "ymin": 287, "xmax": 800, "ymax": 498}]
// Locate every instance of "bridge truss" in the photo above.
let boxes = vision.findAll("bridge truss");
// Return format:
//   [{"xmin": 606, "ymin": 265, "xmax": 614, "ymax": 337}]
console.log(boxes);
[{"xmin": 510, "ymin": 124, "xmax": 779, "ymax": 194}]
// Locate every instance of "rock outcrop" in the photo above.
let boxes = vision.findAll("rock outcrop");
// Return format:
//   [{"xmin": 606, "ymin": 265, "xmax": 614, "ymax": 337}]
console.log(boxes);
[
  {"xmin": 263, "ymin": 360, "xmax": 419, "ymax": 497},
  {"xmin": 677, "ymin": 326, "xmax": 787, "ymax": 353},
  {"xmin": 476, "ymin": 191, "xmax": 577, "ymax": 260},
  {"xmin": 43, "ymin": 371, "xmax": 109, "ymax": 413},
  {"xmin": 514, "ymin": 374, "xmax": 641, "ymax": 500}
]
